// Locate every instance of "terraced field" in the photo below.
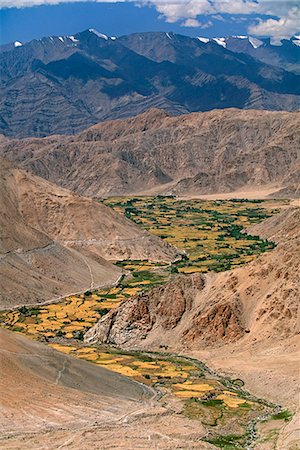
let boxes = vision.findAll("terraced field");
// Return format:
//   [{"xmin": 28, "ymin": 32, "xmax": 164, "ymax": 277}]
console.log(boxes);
[
  {"xmin": 104, "ymin": 197, "xmax": 277, "ymax": 273},
  {"xmin": 0, "ymin": 269, "xmax": 169, "ymax": 340},
  {"xmin": 48, "ymin": 343, "xmax": 278, "ymax": 448},
  {"xmin": 0, "ymin": 197, "xmax": 285, "ymax": 449},
  {"xmin": 0, "ymin": 198, "xmax": 278, "ymax": 341}
]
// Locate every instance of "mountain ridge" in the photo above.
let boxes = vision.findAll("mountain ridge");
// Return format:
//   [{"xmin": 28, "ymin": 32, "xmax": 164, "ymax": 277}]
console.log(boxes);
[
  {"xmin": 1, "ymin": 108, "xmax": 298, "ymax": 198},
  {"xmin": 1, "ymin": 29, "xmax": 299, "ymax": 138}
]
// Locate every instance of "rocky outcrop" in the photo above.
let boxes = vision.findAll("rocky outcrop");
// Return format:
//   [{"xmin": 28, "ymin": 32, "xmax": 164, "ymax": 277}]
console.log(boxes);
[
  {"xmin": 84, "ymin": 274, "xmax": 205, "ymax": 346},
  {"xmin": 85, "ymin": 209, "xmax": 299, "ymax": 351},
  {"xmin": 84, "ymin": 272, "xmax": 247, "ymax": 347},
  {"xmin": 183, "ymin": 295, "xmax": 245, "ymax": 343}
]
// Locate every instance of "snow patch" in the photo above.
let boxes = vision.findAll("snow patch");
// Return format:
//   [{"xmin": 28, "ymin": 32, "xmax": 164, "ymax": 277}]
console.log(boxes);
[
  {"xmin": 89, "ymin": 29, "xmax": 108, "ymax": 40},
  {"xmin": 58, "ymin": 37, "xmax": 64, "ymax": 42},
  {"xmin": 14, "ymin": 41, "xmax": 22, "ymax": 47},
  {"xmin": 166, "ymin": 32, "xmax": 172, "ymax": 40},
  {"xmin": 111, "ymin": 36, "xmax": 116, "ymax": 40},
  {"xmin": 249, "ymin": 36, "xmax": 263, "ymax": 48},
  {"xmin": 197, "ymin": 37, "xmax": 209, "ymax": 44},
  {"xmin": 213, "ymin": 37, "xmax": 227, "ymax": 48},
  {"xmin": 292, "ymin": 39, "xmax": 300, "ymax": 47},
  {"xmin": 69, "ymin": 35, "xmax": 79, "ymax": 43}
]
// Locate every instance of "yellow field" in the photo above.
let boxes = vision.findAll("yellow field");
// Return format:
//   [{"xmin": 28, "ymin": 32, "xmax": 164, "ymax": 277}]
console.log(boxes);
[{"xmin": 47, "ymin": 343, "xmax": 252, "ymax": 411}]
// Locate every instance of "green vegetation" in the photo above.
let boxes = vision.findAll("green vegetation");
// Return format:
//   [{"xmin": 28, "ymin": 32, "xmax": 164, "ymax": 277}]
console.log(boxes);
[
  {"xmin": 0, "ymin": 198, "xmax": 279, "ymax": 341},
  {"xmin": 103, "ymin": 196, "xmax": 277, "ymax": 274},
  {"xmin": 270, "ymin": 409, "xmax": 293, "ymax": 421},
  {"xmin": 0, "ymin": 197, "xmax": 282, "ymax": 448},
  {"xmin": 204, "ymin": 433, "xmax": 249, "ymax": 449}
]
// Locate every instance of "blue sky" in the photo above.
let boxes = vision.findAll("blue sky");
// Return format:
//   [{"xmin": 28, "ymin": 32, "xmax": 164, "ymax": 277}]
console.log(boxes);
[{"xmin": 1, "ymin": 1, "xmax": 299, "ymax": 45}]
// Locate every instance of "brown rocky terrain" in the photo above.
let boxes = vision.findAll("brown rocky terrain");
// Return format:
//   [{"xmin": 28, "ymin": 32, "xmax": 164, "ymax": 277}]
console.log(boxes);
[
  {"xmin": 0, "ymin": 328, "xmax": 215, "ymax": 450},
  {"xmin": 0, "ymin": 158, "xmax": 179, "ymax": 309},
  {"xmin": 85, "ymin": 208, "xmax": 300, "ymax": 413},
  {"xmin": 1, "ymin": 108, "xmax": 299, "ymax": 198}
]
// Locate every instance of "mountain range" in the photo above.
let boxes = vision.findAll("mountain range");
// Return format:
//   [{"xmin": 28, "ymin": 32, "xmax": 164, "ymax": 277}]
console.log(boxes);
[
  {"xmin": 1, "ymin": 30, "xmax": 299, "ymax": 138},
  {"xmin": 1, "ymin": 108, "xmax": 299, "ymax": 198}
]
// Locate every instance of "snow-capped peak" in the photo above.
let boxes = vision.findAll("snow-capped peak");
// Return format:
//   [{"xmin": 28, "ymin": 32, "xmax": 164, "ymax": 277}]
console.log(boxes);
[
  {"xmin": 69, "ymin": 35, "xmax": 79, "ymax": 43},
  {"xmin": 292, "ymin": 39, "xmax": 300, "ymax": 47},
  {"xmin": 213, "ymin": 37, "xmax": 227, "ymax": 48},
  {"xmin": 248, "ymin": 36, "xmax": 263, "ymax": 48},
  {"xmin": 14, "ymin": 41, "xmax": 22, "ymax": 47},
  {"xmin": 89, "ymin": 29, "xmax": 108, "ymax": 40},
  {"xmin": 197, "ymin": 37, "xmax": 209, "ymax": 44}
]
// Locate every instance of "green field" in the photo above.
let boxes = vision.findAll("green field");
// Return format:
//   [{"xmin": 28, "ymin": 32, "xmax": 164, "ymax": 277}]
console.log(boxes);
[{"xmin": 104, "ymin": 196, "xmax": 277, "ymax": 273}]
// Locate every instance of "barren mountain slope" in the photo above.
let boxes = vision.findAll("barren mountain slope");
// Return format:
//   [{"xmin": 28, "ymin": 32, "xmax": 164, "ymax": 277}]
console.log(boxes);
[
  {"xmin": 0, "ymin": 328, "xmax": 152, "ymax": 434},
  {"xmin": 1, "ymin": 108, "xmax": 299, "ymax": 197},
  {"xmin": 5, "ymin": 159, "xmax": 179, "ymax": 262},
  {"xmin": 85, "ymin": 208, "xmax": 300, "ymax": 408},
  {"xmin": 0, "ymin": 159, "xmax": 179, "ymax": 309},
  {"xmin": 0, "ymin": 329, "xmax": 214, "ymax": 450}
]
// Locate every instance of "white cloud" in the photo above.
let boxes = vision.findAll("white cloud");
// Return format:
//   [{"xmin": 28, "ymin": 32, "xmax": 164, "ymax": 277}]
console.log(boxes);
[
  {"xmin": 148, "ymin": 0, "xmax": 300, "ymax": 38},
  {"xmin": 182, "ymin": 18, "xmax": 202, "ymax": 27},
  {"xmin": 249, "ymin": 6, "xmax": 300, "ymax": 39},
  {"xmin": 181, "ymin": 17, "xmax": 212, "ymax": 28},
  {"xmin": 1, "ymin": 0, "xmax": 299, "ymax": 39},
  {"xmin": 0, "ymin": 0, "xmax": 123, "ymax": 6}
]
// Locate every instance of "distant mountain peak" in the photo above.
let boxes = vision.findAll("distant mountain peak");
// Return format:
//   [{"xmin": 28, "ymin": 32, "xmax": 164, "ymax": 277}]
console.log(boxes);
[
  {"xmin": 14, "ymin": 41, "xmax": 22, "ymax": 47},
  {"xmin": 292, "ymin": 35, "xmax": 300, "ymax": 47},
  {"xmin": 1, "ymin": 29, "xmax": 299, "ymax": 138},
  {"xmin": 195, "ymin": 35, "xmax": 300, "ymax": 49},
  {"xmin": 68, "ymin": 35, "xmax": 79, "ymax": 43}
]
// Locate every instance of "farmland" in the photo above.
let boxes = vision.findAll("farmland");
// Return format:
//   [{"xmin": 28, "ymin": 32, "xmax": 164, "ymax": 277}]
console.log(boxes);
[
  {"xmin": 104, "ymin": 197, "xmax": 277, "ymax": 273},
  {"xmin": 48, "ymin": 342, "xmax": 278, "ymax": 448},
  {"xmin": 0, "ymin": 198, "xmax": 278, "ymax": 341},
  {"xmin": 0, "ymin": 197, "xmax": 283, "ymax": 449}
]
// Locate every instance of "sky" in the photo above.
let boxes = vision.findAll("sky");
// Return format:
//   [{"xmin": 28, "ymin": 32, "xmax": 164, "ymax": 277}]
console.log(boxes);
[{"xmin": 1, "ymin": 0, "xmax": 299, "ymax": 45}]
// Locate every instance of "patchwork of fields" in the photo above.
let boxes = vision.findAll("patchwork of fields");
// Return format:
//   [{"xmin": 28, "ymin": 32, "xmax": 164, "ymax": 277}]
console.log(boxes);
[
  {"xmin": 49, "ymin": 343, "xmax": 277, "ymax": 448},
  {"xmin": 0, "ymin": 197, "xmax": 284, "ymax": 449},
  {"xmin": 104, "ymin": 197, "xmax": 277, "ymax": 273},
  {"xmin": 0, "ymin": 198, "xmax": 278, "ymax": 341}
]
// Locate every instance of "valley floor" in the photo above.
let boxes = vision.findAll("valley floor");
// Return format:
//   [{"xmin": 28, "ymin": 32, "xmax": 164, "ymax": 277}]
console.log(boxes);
[{"xmin": 1, "ymin": 198, "xmax": 299, "ymax": 450}]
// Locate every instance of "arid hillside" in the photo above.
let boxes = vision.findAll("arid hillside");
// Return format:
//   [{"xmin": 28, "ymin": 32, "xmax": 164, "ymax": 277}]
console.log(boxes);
[
  {"xmin": 0, "ymin": 159, "xmax": 179, "ymax": 309},
  {"xmin": 0, "ymin": 328, "xmax": 152, "ymax": 435},
  {"xmin": 0, "ymin": 328, "xmax": 216, "ymax": 450},
  {"xmin": 85, "ymin": 207, "xmax": 300, "ymax": 408},
  {"xmin": 1, "ymin": 108, "xmax": 299, "ymax": 197}
]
